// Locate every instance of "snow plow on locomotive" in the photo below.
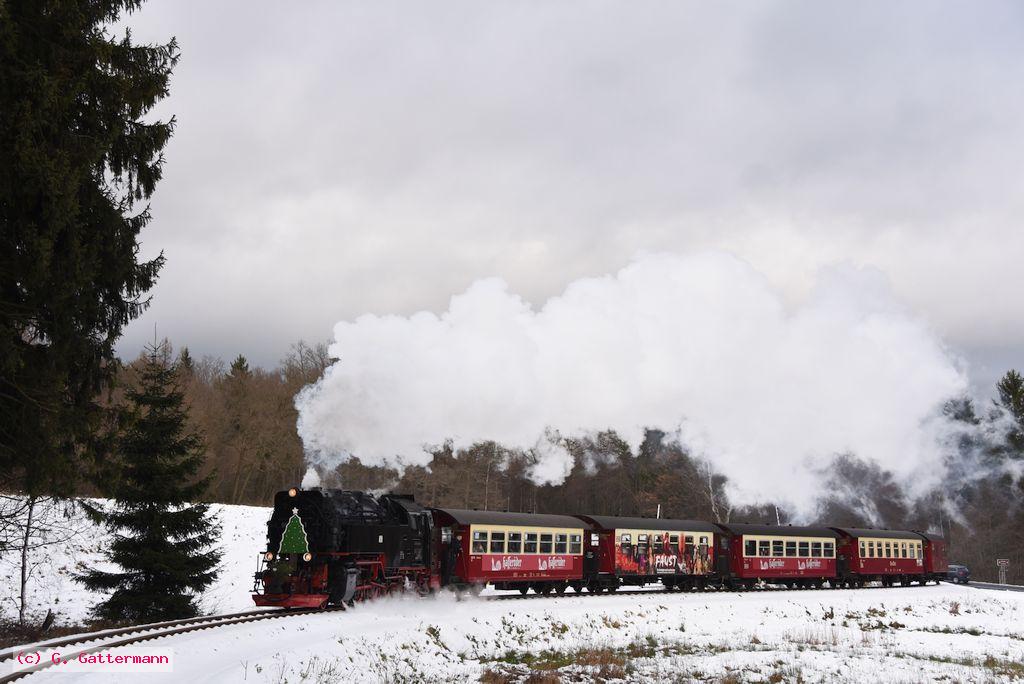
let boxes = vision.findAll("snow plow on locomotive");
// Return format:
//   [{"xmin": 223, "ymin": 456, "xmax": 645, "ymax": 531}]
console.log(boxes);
[{"xmin": 252, "ymin": 487, "xmax": 952, "ymax": 608}]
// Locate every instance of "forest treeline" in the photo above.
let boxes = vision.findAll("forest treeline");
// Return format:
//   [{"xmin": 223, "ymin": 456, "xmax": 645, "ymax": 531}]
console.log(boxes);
[{"xmin": 105, "ymin": 342, "xmax": 1024, "ymax": 583}]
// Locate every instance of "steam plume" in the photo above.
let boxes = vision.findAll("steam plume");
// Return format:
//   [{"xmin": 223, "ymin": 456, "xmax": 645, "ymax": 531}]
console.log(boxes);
[{"xmin": 296, "ymin": 251, "xmax": 967, "ymax": 511}]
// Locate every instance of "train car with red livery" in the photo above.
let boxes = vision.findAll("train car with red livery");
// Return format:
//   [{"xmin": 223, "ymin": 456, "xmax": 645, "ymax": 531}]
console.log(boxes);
[
  {"xmin": 714, "ymin": 523, "xmax": 839, "ymax": 588},
  {"xmin": 917, "ymin": 531, "xmax": 948, "ymax": 583},
  {"xmin": 431, "ymin": 509, "xmax": 593, "ymax": 595},
  {"xmin": 574, "ymin": 515, "xmax": 718, "ymax": 592},
  {"xmin": 830, "ymin": 528, "xmax": 926, "ymax": 586},
  {"xmin": 252, "ymin": 487, "xmax": 955, "ymax": 608}
]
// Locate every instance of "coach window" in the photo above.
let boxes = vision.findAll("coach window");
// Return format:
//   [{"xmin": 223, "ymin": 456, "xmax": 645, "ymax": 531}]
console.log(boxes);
[
  {"xmin": 772, "ymin": 540, "xmax": 784, "ymax": 556},
  {"xmin": 555, "ymin": 534, "xmax": 568, "ymax": 554},
  {"xmin": 490, "ymin": 531, "xmax": 505, "ymax": 553},
  {"xmin": 859, "ymin": 541, "xmax": 866, "ymax": 557},
  {"xmin": 811, "ymin": 542, "xmax": 822, "ymax": 558},
  {"xmin": 758, "ymin": 540, "xmax": 770, "ymax": 556},
  {"xmin": 570, "ymin": 534, "xmax": 582, "ymax": 554},
  {"xmin": 653, "ymin": 535, "xmax": 663, "ymax": 553},
  {"xmin": 699, "ymin": 536, "xmax": 709, "ymax": 554},
  {"xmin": 525, "ymin": 533, "xmax": 538, "ymax": 553},
  {"xmin": 785, "ymin": 541, "xmax": 797, "ymax": 557},
  {"xmin": 540, "ymin": 534, "xmax": 553, "ymax": 554},
  {"xmin": 670, "ymin": 534, "xmax": 680, "ymax": 549},
  {"xmin": 507, "ymin": 532, "xmax": 522, "ymax": 554},
  {"xmin": 638, "ymin": 534, "xmax": 649, "ymax": 552},
  {"xmin": 685, "ymin": 535, "xmax": 695, "ymax": 557},
  {"xmin": 885, "ymin": 542, "xmax": 893, "ymax": 558},
  {"xmin": 472, "ymin": 531, "xmax": 488, "ymax": 554},
  {"xmin": 867, "ymin": 541, "xmax": 875, "ymax": 558},
  {"xmin": 917, "ymin": 544, "xmax": 923, "ymax": 559},
  {"xmin": 798, "ymin": 541, "xmax": 809, "ymax": 557},
  {"xmin": 620, "ymin": 533, "xmax": 632, "ymax": 551},
  {"xmin": 824, "ymin": 542, "xmax": 835, "ymax": 558},
  {"xmin": 745, "ymin": 540, "xmax": 757, "ymax": 557}
]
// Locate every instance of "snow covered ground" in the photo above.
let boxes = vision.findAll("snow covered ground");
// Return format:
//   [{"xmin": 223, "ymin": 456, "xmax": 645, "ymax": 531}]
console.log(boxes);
[
  {"xmin": 5, "ymin": 500, "xmax": 1024, "ymax": 682},
  {"xmin": 16, "ymin": 584, "xmax": 1024, "ymax": 683},
  {"xmin": 0, "ymin": 498, "xmax": 271, "ymax": 624}
]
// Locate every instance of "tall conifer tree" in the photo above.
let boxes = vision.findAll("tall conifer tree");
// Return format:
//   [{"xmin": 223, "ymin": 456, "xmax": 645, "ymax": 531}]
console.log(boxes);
[
  {"xmin": 0, "ymin": 1, "xmax": 176, "ymax": 495},
  {"xmin": 78, "ymin": 343, "xmax": 220, "ymax": 621}
]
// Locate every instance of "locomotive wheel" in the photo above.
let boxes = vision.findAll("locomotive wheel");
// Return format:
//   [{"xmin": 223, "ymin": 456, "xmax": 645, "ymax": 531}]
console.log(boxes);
[{"xmin": 555, "ymin": 583, "xmax": 567, "ymax": 595}]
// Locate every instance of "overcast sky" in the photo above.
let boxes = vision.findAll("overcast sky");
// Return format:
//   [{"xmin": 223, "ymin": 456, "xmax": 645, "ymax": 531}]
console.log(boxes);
[{"xmin": 120, "ymin": 1, "xmax": 1023, "ymax": 395}]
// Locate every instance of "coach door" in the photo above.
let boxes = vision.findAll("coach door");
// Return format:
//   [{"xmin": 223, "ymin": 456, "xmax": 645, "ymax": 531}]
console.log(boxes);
[
  {"xmin": 716, "ymin": 536, "xmax": 731, "ymax": 576},
  {"xmin": 584, "ymin": 532, "xmax": 601, "ymax": 577}
]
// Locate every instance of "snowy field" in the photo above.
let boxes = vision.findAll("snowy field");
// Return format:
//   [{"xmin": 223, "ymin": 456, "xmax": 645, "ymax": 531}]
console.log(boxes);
[
  {"xmin": 17, "ymin": 584, "xmax": 1024, "ymax": 683},
  {"xmin": 0, "ymin": 498, "xmax": 272, "ymax": 623},
  {"xmin": 5, "ymin": 501, "xmax": 1024, "ymax": 682}
]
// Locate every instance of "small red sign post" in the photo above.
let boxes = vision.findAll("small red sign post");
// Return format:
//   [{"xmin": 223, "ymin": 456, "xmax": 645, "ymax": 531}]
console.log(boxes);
[{"xmin": 996, "ymin": 558, "xmax": 1009, "ymax": 585}]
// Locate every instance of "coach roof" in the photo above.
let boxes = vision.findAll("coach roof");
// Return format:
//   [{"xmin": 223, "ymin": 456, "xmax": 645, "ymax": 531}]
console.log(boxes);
[
  {"xmin": 434, "ymin": 508, "xmax": 590, "ymax": 529},
  {"xmin": 714, "ymin": 522, "xmax": 839, "ymax": 538},
  {"xmin": 831, "ymin": 527, "xmax": 922, "ymax": 540},
  {"xmin": 576, "ymin": 515, "xmax": 718, "ymax": 533}
]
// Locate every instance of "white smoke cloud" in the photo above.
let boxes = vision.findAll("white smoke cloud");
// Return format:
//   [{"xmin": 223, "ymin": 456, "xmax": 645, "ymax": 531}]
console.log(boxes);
[{"xmin": 295, "ymin": 251, "xmax": 968, "ymax": 511}]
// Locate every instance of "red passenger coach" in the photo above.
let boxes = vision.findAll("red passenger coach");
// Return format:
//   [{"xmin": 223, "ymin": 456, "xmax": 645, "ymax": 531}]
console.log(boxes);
[
  {"xmin": 831, "ymin": 528, "xmax": 927, "ymax": 586},
  {"xmin": 917, "ymin": 532, "xmax": 948, "ymax": 582},
  {"xmin": 575, "ymin": 515, "xmax": 718, "ymax": 591},
  {"xmin": 714, "ymin": 523, "xmax": 839, "ymax": 589},
  {"xmin": 431, "ymin": 509, "xmax": 591, "ymax": 595}
]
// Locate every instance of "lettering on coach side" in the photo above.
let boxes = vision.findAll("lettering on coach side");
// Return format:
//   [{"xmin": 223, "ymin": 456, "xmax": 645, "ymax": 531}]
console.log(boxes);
[
  {"xmin": 489, "ymin": 556, "xmax": 524, "ymax": 571},
  {"xmin": 546, "ymin": 556, "xmax": 567, "ymax": 569},
  {"xmin": 485, "ymin": 555, "xmax": 570, "ymax": 572}
]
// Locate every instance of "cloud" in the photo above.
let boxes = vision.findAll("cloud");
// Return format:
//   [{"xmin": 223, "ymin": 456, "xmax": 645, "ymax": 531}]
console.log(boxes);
[{"xmin": 115, "ymin": 2, "xmax": 1024, "ymax": 395}]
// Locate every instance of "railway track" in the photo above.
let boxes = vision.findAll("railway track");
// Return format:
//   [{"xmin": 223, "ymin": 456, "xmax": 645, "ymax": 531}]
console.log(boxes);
[
  {"xmin": 0, "ymin": 606, "xmax": 345, "ymax": 682},
  {"xmin": 0, "ymin": 580, "xmax": 953, "ymax": 680}
]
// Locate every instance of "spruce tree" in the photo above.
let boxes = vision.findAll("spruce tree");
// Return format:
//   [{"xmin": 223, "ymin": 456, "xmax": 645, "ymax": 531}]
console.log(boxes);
[
  {"xmin": 1, "ymin": 1, "xmax": 176, "ymax": 495},
  {"xmin": 78, "ymin": 343, "xmax": 221, "ymax": 622},
  {"xmin": 996, "ymin": 369, "xmax": 1024, "ymax": 454},
  {"xmin": 178, "ymin": 347, "xmax": 195, "ymax": 374}
]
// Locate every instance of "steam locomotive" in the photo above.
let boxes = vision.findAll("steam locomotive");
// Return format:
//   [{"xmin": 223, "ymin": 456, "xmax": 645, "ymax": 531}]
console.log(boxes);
[{"xmin": 252, "ymin": 487, "xmax": 949, "ymax": 608}]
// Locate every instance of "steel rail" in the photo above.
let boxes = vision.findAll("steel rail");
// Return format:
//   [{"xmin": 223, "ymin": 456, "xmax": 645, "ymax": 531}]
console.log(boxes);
[{"xmin": 0, "ymin": 607, "xmax": 344, "ymax": 683}]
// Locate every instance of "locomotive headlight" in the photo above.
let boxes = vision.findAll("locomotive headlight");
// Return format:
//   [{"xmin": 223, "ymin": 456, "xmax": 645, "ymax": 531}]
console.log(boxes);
[
  {"xmin": 265, "ymin": 552, "xmax": 274, "ymax": 561},
  {"xmin": 288, "ymin": 488, "xmax": 298, "ymax": 497},
  {"xmin": 302, "ymin": 552, "xmax": 313, "ymax": 562}
]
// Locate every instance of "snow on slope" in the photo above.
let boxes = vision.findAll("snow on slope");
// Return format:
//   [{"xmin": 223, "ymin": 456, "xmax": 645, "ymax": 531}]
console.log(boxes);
[
  {"xmin": 24, "ymin": 584, "xmax": 1024, "ymax": 683},
  {"xmin": 0, "ymin": 499, "xmax": 272, "ymax": 624},
  {"xmin": 5, "ymin": 500, "xmax": 1024, "ymax": 682}
]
